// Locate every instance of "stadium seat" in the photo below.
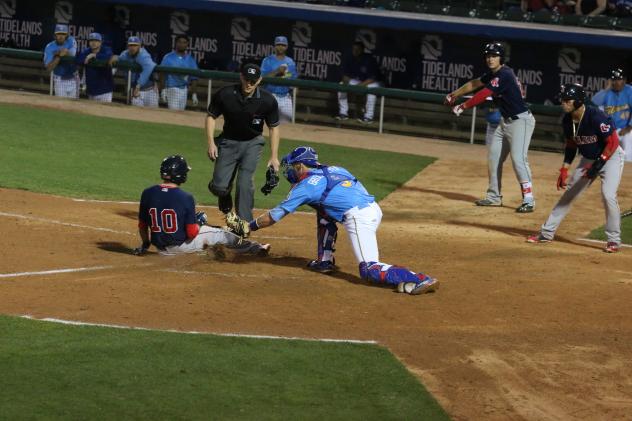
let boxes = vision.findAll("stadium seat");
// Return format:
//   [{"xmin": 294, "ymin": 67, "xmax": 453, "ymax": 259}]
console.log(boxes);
[
  {"xmin": 476, "ymin": 7, "xmax": 503, "ymax": 18},
  {"xmin": 530, "ymin": 9, "xmax": 559, "ymax": 24},
  {"xmin": 582, "ymin": 15, "xmax": 615, "ymax": 28},
  {"xmin": 614, "ymin": 16, "xmax": 632, "ymax": 30},
  {"xmin": 399, "ymin": 0, "xmax": 424, "ymax": 12},
  {"xmin": 450, "ymin": 6, "xmax": 477, "ymax": 16},
  {"xmin": 503, "ymin": 8, "xmax": 530, "ymax": 21},
  {"xmin": 559, "ymin": 14, "xmax": 585, "ymax": 26}
]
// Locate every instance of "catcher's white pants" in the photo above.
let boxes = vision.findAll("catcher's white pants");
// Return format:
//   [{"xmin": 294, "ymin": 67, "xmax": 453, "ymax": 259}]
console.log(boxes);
[
  {"xmin": 338, "ymin": 79, "xmax": 380, "ymax": 120},
  {"xmin": 164, "ymin": 86, "xmax": 188, "ymax": 110},
  {"xmin": 160, "ymin": 225, "xmax": 267, "ymax": 256},
  {"xmin": 131, "ymin": 87, "xmax": 159, "ymax": 108},
  {"xmin": 342, "ymin": 201, "xmax": 382, "ymax": 264},
  {"xmin": 89, "ymin": 92, "xmax": 112, "ymax": 102},
  {"xmin": 617, "ymin": 128, "xmax": 632, "ymax": 162},
  {"xmin": 53, "ymin": 74, "xmax": 79, "ymax": 98},
  {"xmin": 272, "ymin": 92, "xmax": 293, "ymax": 123}
]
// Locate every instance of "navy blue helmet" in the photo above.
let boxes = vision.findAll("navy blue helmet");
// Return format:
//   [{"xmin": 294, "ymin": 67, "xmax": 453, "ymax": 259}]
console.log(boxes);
[
  {"xmin": 160, "ymin": 155, "xmax": 190, "ymax": 184},
  {"xmin": 560, "ymin": 83, "xmax": 585, "ymax": 109}
]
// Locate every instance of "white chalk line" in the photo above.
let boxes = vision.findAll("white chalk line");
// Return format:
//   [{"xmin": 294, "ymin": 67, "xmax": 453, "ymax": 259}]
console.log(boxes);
[
  {"xmin": 0, "ymin": 265, "xmax": 114, "ymax": 278},
  {"xmin": 0, "ymin": 211, "xmax": 134, "ymax": 235},
  {"xmin": 19, "ymin": 315, "xmax": 377, "ymax": 345},
  {"xmin": 159, "ymin": 268, "xmax": 303, "ymax": 280},
  {"xmin": 576, "ymin": 238, "xmax": 632, "ymax": 248}
]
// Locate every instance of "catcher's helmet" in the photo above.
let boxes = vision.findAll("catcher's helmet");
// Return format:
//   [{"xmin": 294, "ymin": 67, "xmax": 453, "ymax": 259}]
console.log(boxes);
[
  {"xmin": 559, "ymin": 83, "xmax": 585, "ymax": 109},
  {"xmin": 281, "ymin": 146, "xmax": 320, "ymax": 184},
  {"xmin": 611, "ymin": 68, "xmax": 625, "ymax": 80},
  {"xmin": 483, "ymin": 42, "xmax": 504, "ymax": 63},
  {"xmin": 160, "ymin": 155, "xmax": 190, "ymax": 184}
]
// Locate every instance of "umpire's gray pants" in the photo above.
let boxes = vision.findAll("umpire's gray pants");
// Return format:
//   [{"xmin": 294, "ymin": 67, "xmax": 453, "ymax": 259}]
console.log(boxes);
[
  {"xmin": 210, "ymin": 135, "xmax": 265, "ymax": 221},
  {"xmin": 486, "ymin": 111, "xmax": 536, "ymax": 203},
  {"xmin": 540, "ymin": 147, "xmax": 625, "ymax": 243}
]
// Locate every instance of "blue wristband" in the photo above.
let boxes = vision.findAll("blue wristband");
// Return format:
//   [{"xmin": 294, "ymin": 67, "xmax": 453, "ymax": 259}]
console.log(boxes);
[{"xmin": 249, "ymin": 220, "xmax": 259, "ymax": 231}]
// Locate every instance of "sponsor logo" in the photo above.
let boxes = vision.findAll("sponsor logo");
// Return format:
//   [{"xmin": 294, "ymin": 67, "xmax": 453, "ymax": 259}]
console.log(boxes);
[
  {"xmin": 54, "ymin": 1, "xmax": 72, "ymax": 24},
  {"xmin": 291, "ymin": 21, "xmax": 311, "ymax": 47},
  {"xmin": 355, "ymin": 29, "xmax": 376, "ymax": 52},
  {"xmin": 558, "ymin": 48, "xmax": 581, "ymax": 73},
  {"xmin": 0, "ymin": 0, "xmax": 16, "ymax": 18},
  {"xmin": 421, "ymin": 35, "xmax": 442, "ymax": 60},
  {"xmin": 231, "ymin": 17, "xmax": 251, "ymax": 41},
  {"xmin": 170, "ymin": 11, "xmax": 189, "ymax": 35}
]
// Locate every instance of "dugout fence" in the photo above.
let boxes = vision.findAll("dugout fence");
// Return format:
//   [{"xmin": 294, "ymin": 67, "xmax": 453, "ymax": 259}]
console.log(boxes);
[{"xmin": 0, "ymin": 47, "xmax": 564, "ymax": 151}]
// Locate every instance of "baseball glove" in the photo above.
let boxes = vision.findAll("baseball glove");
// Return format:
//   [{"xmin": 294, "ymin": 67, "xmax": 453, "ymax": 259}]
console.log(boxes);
[
  {"xmin": 225, "ymin": 212, "xmax": 251, "ymax": 238},
  {"xmin": 260, "ymin": 166, "xmax": 279, "ymax": 195}
]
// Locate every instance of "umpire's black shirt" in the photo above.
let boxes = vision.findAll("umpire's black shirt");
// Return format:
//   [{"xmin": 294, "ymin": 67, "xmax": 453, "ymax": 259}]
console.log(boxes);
[{"xmin": 207, "ymin": 85, "xmax": 280, "ymax": 141}]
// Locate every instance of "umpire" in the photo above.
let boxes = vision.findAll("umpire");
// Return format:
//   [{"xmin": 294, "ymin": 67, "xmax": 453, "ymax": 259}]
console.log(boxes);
[{"xmin": 205, "ymin": 63, "xmax": 280, "ymax": 220}]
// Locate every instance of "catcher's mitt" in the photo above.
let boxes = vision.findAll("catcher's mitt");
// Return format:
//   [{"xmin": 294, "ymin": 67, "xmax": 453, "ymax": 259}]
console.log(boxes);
[
  {"xmin": 225, "ymin": 212, "xmax": 251, "ymax": 238},
  {"xmin": 260, "ymin": 166, "xmax": 279, "ymax": 195}
]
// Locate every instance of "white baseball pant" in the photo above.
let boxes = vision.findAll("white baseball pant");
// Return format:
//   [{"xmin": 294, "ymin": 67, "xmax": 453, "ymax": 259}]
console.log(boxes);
[
  {"xmin": 342, "ymin": 201, "xmax": 382, "ymax": 264},
  {"xmin": 53, "ymin": 74, "xmax": 79, "ymax": 98},
  {"xmin": 131, "ymin": 87, "xmax": 159, "ymax": 108},
  {"xmin": 338, "ymin": 79, "xmax": 380, "ymax": 120},
  {"xmin": 89, "ymin": 92, "xmax": 113, "ymax": 102},
  {"xmin": 160, "ymin": 225, "xmax": 268, "ymax": 256},
  {"xmin": 164, "ymin": 86, "xmax": 188, "ymax": 110},
  {"xmin": 617, "ymin": 128, "xmax": 632, "ymax": 162},
  {"xmin": 272, "ymin": 92, "xmax": 293, "ymax": 123}
]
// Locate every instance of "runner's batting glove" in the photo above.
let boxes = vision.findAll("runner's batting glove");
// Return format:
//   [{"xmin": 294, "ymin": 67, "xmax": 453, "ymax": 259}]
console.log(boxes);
[
  {"xmin": 195, "ymin": 211, "xmax": 208, "ymax": 226},
  {"xmin": 452, "ymin": 104, "xmax": 465, "ymax": 117},
  {"xmin": 225, "ymin": 212, "xmax": 251, "ymax": 238},
  {"xmin": 556, "ymin": 167, "xmax": 568, "ymax": 190},
  {"xmin": 444, "ymin": 93, "xmax": 456, "ymax": 106},
  {"xmin": 191, "ymin": 93, "xmax": 199, "ymax": 106},
  {"xmin": 583, "ymin": 155, "xmax": 607, "ymax": 179},
  {"xmin": 132, "ymin": 241, "xmax": 151, "ymax": 256},
  {"xmin": 260, "ymin": 166, "xmax": 279, "ymax": 195}
]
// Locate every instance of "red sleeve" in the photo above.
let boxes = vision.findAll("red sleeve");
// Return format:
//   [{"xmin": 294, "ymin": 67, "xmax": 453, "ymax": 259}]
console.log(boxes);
[
  {"xmin": 602, "ymin": 131, "xmax": 619, "ymax": 160},
  {"xmin": 138, "ymin": 220, "xmax": 148, "ymax": 229},
  {"xmin": 186, "ymin": 223, "xmax": 199, "ymax": 239},
  {"xmin": 463, "ymin": 88, "xmax": 494, "ymax": 110}
]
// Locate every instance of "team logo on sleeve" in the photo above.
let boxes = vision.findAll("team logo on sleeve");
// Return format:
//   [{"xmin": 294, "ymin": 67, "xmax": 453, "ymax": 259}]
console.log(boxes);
[
  {"xmin": 341, "ymin": 180, "xmax": 352, "ymax": 187},
  {"xmin": 490, "ymin": 77, "xmax": 499, "ymax": 88},
  {"xmin": 600, "ymin": 123, "xmax": 611, "ymax": 133}
]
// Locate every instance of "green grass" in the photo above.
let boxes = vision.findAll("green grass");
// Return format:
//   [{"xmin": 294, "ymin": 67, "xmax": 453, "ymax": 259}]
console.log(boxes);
[
  {"xmin": 588, "ymin": 211, "xmax": 632, "ymax": 245},
  {"xmin": 0, "ymin": 103, "xmax": 434, "ymax": 209},
  {"xmin": 0, "ymin": 315, "xmax": 449, "ymax": 420}
]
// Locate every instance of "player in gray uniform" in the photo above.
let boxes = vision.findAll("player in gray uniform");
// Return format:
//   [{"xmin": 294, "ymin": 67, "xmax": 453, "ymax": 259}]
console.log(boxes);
[
  {"xmin": 527, "ymin": 84, "xmax": 625, "ymax": 253},
  {"xmin": 446, "ymin": 42, "xmax": 537, "ymax": 213}
]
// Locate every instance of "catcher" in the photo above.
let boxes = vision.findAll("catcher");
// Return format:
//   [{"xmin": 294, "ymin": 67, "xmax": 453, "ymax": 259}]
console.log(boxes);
[
  {"xmin": 133, "ymin": 155, "xmax": 270, "ymax": 256},
  {"xmin": 225, "ymin": 146, "xmax": 439, "ymax": 295}
]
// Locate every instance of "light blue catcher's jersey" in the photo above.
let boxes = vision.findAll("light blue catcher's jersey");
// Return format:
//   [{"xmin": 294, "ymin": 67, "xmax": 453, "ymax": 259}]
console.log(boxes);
[
  {"xmin": 160, "ymin": 51, "xmax": 198, "ymax": 88},
  {"xmin": 43, "ymin": 36, "xmax": 77, "ymax": 77},
  {"xmin": 260, "ymin": 54, "xmax": 297, "ymax": 96},
  {"xmin": 591, "ymin": 85, "xmax": 632, "ymax": 130},
  {"xmin": 269, "ymin": 166, "xmax": 375, "ymax": 222}
]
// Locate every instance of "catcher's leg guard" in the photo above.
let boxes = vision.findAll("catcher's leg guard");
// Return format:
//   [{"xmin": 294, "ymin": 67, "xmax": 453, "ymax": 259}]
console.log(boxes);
[
  {"xmin": 316, "ymin": 215, "xmax": 338, "ymax": 262},
  {"xmin": 359, "ymin": 261, "xmax": 422, "ymax": 286}
]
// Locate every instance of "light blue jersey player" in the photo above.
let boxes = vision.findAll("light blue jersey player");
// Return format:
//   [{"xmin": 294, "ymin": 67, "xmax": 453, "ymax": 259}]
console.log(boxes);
[
  {"xmin": 159, "ymin": 35, "xmax": 199, "ymax": 110},
  {"xmin": 591, "ymin": 68, "xmax": 632, "ymax": 162},
  {"xmin": 43, "ymin": 24, "xmax": 78, "ymax": 98},
  {"xmin": 260, "ymin": 36, "xmax": 298, "ymax": 122},
  {"xmin": 227, "ymin": 146, "xmax": 439, "ymax": 296},
  {"xmin": 113, "ymin": 36, "xmax": 158, "ymax": 107}
]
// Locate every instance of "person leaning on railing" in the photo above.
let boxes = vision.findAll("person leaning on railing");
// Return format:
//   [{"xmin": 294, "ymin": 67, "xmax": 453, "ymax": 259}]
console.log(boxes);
[
  {"xmin": 110, "ymin": 36, "xmax": 158, "ymax": 108},
  {"xmin": 75, "ymin": 32, "xmax": 114, "ymax": 103},
  {"xmin": 261, "ymin": 35, "xmax": 298, "ymax": 123},
  {"xmin": 159, "ymin": 34, "xmax": 199, "ymax": 111},
  {"xmin": 43, "ymin": 24, "xmax": 79, "ymax": 99}
]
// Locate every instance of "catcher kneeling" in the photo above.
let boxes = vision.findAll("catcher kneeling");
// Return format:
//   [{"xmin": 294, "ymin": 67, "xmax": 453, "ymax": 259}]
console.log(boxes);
[{"xmin": 226, "ymin": 145, "xmax": 439, "ymax": 295}]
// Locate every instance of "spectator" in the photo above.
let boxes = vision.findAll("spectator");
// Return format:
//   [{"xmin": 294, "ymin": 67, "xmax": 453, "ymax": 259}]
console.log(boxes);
[
  {"xmin": 159, "ymin": 35, "xmax": 199, "ymax": 110},
  {"xmin": 75, "ymin": 32, "xmax": 114, "ymax": 103},
  {"xmin": 521, "ymin": 0, "xmax": 555, "ymax": 12},
  {"xmin": 43, "ymin": 24, "xmax": 78, "ymax": 98},
  {"xmin": 576, "ymin": 0, "xmax": 607, "ymax": 15},
  {"xmin": 111, "ymin": 36, "xmax": 158, "ymax": 107},
  {"xmin": 261, "ymin": 35, "xmax": 298, "ymax": 123},
  {"xmin": 335, "ymin": 40, "xmax": 381, "ymax": 124},
  {"xmin": 592, "ymin": 68, "xmax": 632, "ymax": 162},
  {"xmin": 608, "ymin": 0, "xmax": 632, "ymax": 16}
]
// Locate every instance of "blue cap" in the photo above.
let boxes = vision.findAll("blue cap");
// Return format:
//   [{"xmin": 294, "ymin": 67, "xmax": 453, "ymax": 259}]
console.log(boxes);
[
  {"xmin": 88, "ymin": 32, "xmax": 102, "ymax": 41},
  {"xmin": 274, "ymin": 36, "xmax": 288, "ymax": 45},
  {"xmin": 127, "ymin": 36, "xmax": 141, "ymax": 45},
  {"xmin": 54, "ymin": 24, "xmax": 69, "ymax": 34}
]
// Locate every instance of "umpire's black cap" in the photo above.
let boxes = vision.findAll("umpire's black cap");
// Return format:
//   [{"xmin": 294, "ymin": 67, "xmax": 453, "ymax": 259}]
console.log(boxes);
[{"xmin": 241, "ymin": 63, "xmax": 261, "ymax": 82}]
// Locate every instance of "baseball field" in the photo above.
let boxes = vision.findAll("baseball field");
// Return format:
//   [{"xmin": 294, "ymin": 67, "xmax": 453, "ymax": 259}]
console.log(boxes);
[{"xmin": 2, "ymin": 90, "xmax": 632, "ymax": 420}]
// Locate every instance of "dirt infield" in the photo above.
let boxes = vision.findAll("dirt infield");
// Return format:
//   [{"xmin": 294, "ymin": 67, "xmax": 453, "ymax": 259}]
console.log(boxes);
[{"xmin": 2, "ymin": 91, "xmax": 632, "ymax": 420}]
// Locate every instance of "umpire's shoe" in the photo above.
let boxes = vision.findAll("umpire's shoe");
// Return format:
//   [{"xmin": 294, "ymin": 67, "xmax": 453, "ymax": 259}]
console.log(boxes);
[
  {"xmin": 307, "ymin": 260, "xmax": 335, "ymax": 274},
  {"xmin": 516, "ymin": 202, "xmax": 535, "ymax": 213},
  {"xmin": 475, "ymin": 198, "xmax": 502, "ymax": 207}
]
